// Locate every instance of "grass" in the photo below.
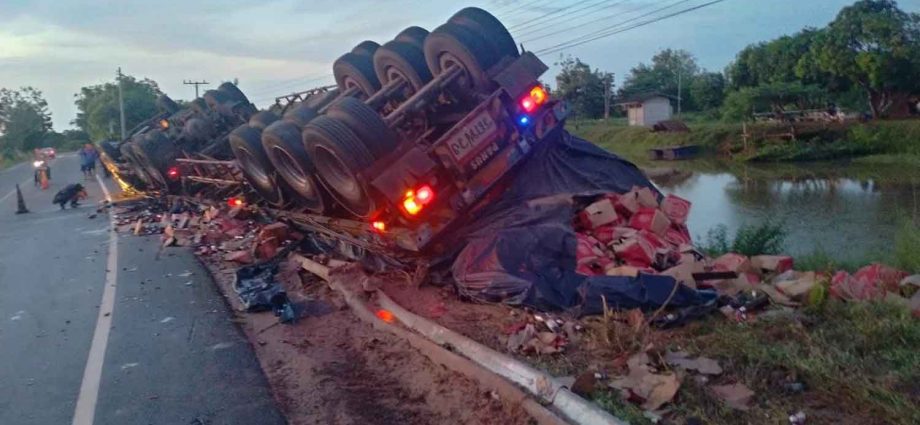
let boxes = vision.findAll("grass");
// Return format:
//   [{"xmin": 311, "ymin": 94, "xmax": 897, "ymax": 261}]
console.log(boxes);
[
  {"xmin": 0, "ymin": 150, "xmax": 26, "ymax": 170},
  {"xmin": 700, "ymin": 222, "xmax": 787, "ymax": 257},
  {"xmin": 671, "ymin": 301, "xmax": 920, "ymax": 425}
]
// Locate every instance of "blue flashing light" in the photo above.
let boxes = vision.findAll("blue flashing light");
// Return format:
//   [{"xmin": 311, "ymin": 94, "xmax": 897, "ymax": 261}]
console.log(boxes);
[{"xmin": 518, "ymin": 115, "xmax": 530, "ymax": 126}]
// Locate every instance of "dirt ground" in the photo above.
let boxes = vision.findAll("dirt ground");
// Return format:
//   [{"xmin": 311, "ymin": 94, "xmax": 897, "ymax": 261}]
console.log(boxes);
[{"xmin": 197, "ymin": 256, "xmax": 535, "ymax": 425}]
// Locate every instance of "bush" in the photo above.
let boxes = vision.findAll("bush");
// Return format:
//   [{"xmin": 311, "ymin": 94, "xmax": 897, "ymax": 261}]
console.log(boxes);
[{"xmin": 701, "ymin": 221, "xmax": 787, "ymax": 257}]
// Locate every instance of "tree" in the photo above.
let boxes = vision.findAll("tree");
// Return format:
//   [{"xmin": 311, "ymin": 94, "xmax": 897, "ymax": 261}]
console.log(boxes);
[
  {"xmin": 620, "ymin": 49, "xmax": 700, "ymax": 109},
  {"xmin": 689, "ymin": 72, "xmax": 726, "ymax": 111},
  {"xmin": 727, "ymin": 29, "xmax": 822, "ymax": 89},
  {"xmin": 721, "ymin": 82, "xmax": 827, "ymax": 121},
  {"xmin": 554, "ymin": 55, "xmax": 613, "ymax": 119},
  {"xmin": 805, "ymin": 0, "xmax": 920, "ymax": 118},
  {"xmin": 73, "ymin": 75, "xmax": 161, "ymax": 141},
  {"xmin": 0, "ymin": 87, "xmax": 53, "ymax": 154}
]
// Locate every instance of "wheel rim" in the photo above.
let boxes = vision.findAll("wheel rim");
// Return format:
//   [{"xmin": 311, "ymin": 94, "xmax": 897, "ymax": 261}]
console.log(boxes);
[
  {"xmin": 271, "ymin": 146, "xmax": 316, "ymax": 198},
  {"xmin": 439, "ymin": 53, "xmax": 472, "ymax": 89},
  {"xmin": 314, "ymin": 145, "xmax": 369, "ymax": 213},
  {"xmin": 237, "ymin": 147, "xmax": 271, "ymax": 188}
]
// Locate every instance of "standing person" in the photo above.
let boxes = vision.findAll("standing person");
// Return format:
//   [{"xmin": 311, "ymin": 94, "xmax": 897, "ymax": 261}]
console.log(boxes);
[{"xmin": 78, "ymin": 144, "xmax": 99, "ymax": 179}]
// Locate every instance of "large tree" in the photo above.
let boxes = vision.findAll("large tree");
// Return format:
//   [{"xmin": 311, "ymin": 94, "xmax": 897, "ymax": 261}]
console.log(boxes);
[
  {"xmin": 73, "ymin": 75, "xmax": 161, "ymax": 141},
  {"xmin": 805, "ymin": 0, "xmax": 920, "ymax": 118},
  {"xmin": 554, "ymin": 55, "xmax": 613, "ymax": 119},
  {"xmin": 689, "ymin": 72, "xmax": 726, "ymax": 111},
  {"xmin": 620, "ymin": 49, "xmax": 700, "ymax": 109},
  {"xmin": 0, "ymin": 87, "xmax": 53, "ymax": 154},
  {"xmin": 727, "ymin": 29, "xmax": 822, "ymax": 89}
]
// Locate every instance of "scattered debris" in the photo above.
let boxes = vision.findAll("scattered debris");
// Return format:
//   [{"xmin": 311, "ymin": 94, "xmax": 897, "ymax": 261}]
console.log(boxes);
[
  {"xmin": 664, "ymin": 351, "xmax": 722, "ymax": 375},
  {"xmin": 710, "ymin": 383, "xmax": 755, "ymax": 411},
  {"xmin": 609, "ymin": 351, "xmax": 681, "ymax": 411}
]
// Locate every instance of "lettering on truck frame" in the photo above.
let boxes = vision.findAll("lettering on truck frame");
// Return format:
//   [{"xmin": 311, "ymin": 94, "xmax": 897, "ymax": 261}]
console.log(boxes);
[{"xmin": 448, "ymin": 112, "xmax": 497, "ymax": 163}]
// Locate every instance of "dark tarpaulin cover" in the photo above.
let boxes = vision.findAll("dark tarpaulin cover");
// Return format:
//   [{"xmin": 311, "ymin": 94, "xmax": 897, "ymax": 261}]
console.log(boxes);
[{"xmin": 450, "ymin": 129, "xmax": 712, "ymax": 315}]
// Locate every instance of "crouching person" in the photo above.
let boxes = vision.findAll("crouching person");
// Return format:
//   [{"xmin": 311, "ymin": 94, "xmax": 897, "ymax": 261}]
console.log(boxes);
[{"xmin": 53, "ymin": 183, "xmax": 87, "ymax": 209}]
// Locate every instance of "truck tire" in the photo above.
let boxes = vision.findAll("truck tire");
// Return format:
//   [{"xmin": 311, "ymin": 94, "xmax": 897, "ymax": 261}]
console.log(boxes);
[
  {"xmin": 424, "ymin": 22, "xmax": 499, "ymax": 94},
  {"xmin": 120, "ymin": 140, "xmax": 153, "ymax": 189},
  {"xmin": 303, "ymin": 116, "xmax": 376, "ymax": 217},
  {"xmin": 262, "ymin": 120, "xmax": 328, "ymax": 213},
  {"xmin": 303, "ymin": 88, "xmax": 340, "ymax": 111},
  {"xmin": 156, "ymin": 95, "xmax": 180, "ymax": 114},
  {"xmin": 351, "ymin": 40, "xmax": 380, "ymax": 57},
  {"xmin": 218, "ymin": 82, "xmax": 250, "ymax": 104},
  {"xmin": 282, "ymin": 103, "xmax": 318, "ymax": 129},
  {"xmin": 249, "ymin": 110, "xmax": 279, "ymax": 131},
  {"xmin": 333, "ymin": 52, "xmax": 380, "ymax": 99},
  {"xmin": 395, "ymin": 26, "xmax": 429, "ymax": 47},
  {"xmin": 324, "ymin": 97, "xmax": 396, "ymax": 159},
  {"xmin": 134, "ymin": 132, "xmax": 180, "ymax": 191},
  {"xmin": 181, "ymin": 117, "xmax": 215, "ymax": 143},
  {"xmin": 448, "ymin": 7, "xmax": 518, "ymax": 59},
  {"xmin": 190, "ymin": 98, "xmax": 209, "ymax": 114},
  {"xmin": 373, "ymin": 40, "xmax": 432, "ymax": 93},
  {"xmin": 230, "ymin": 124, "xmax": 285, "ymax": 206}
]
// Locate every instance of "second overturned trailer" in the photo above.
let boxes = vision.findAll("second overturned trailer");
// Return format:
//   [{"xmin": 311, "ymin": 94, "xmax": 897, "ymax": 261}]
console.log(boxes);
[{"xmin": 106, "ymin": 7, "xmax": 566, "ymax": 254}]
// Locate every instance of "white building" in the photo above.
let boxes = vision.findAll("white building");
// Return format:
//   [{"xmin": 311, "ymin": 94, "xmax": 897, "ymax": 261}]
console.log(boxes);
[{"xmin": 618, "ymin": 93, "xmax": 675, "ymax": 127}]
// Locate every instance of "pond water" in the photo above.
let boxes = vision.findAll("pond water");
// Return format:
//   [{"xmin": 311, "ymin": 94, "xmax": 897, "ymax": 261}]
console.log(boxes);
[{"xmin": 650, "ymin": 161, "xmax": 920, "ymax": 261}]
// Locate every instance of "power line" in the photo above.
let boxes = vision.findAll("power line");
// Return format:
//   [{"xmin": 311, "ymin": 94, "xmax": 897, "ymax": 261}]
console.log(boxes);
[
  {"xmin": 520, "ymin": 0, "xmax": 667, "ymax": 43},
  {"xmin": 506, "ymin": 0, "xmax": 602, "ymax": 30},
  {"xmin": 246, "ymin": 74, "xmax": 333, "ymax": 98},
  {"xmin": 510, "ymin": 0, "xmax": 616, "ymax": 34},
  {"xmin": 495, "ymin": 0, "xmax": 551, "ymax": 17},
  {"xmin": 515, "ymin": 0, "xmax": 633, "ymax": 40},
  {"xmin": 536, "ymin": 0, "xmax": 724, "ymax": 55}
]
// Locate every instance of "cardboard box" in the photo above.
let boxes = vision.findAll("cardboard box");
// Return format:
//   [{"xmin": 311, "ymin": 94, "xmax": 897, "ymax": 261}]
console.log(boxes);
[
  {"xmin": 712, "ymin": 253, "xmax": 753, "ymax": 274},
  {"xmin": 751, "ymin": 255, "xmax": 794, "ymax": 273},
  {"xmin": 613, "ymin": 237, "xmax": 654, "ymax": 268},
  {"xmin": 628, "ymin": 208, "xmax": 671, "ymax": 236},
  {"xmin": 660, "ymin": 194, "xmax": 691, "ymax": 225},
  {"xmin": 604, "ymin": 265, "xmax": 641, "ymax": 277},
  {"xmin": 580, "ymin": 198, "xmax": 619, "ymax": 228},
  {"xmin": 614, "ymin": 192, "xmax": 640, "ymax": 217},
  {"xmin": 635, "ymin": 186, "xmax": 659, "ymax": 208},
  {"xmin": 661, "ymin": 260, "xmax": 704, "ymax": 288}
]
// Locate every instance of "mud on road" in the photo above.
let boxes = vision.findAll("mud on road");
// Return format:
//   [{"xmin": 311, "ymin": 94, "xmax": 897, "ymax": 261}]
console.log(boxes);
[{"xmin": 200, "ymin": 259, "xmax": 534, "ymax": 425}]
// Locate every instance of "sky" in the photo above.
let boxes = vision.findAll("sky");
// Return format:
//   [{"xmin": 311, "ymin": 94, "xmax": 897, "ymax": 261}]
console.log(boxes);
[{"xmin": 1, "ymin": 0, "xmax": 917, "ymax": 131}]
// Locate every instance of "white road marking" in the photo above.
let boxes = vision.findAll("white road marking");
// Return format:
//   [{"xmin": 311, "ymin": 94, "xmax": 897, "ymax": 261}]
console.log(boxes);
[
  {"xmin": 160, "ymin": 317, "xmax": 175, "ymax": 323},
  {"xmin": 71, "ymin": 174, "xmax": 116, "ymax": 425},
  {"xmin": 120, "ymin": 363, "xmax": 139, "ymax": 370},
  {"xmin": 209, "ymin": 342, "xmax": 233, "ymax": 351}
]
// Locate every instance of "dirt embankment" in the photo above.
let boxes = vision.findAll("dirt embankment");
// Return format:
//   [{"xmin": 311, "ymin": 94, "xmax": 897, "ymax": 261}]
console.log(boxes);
[{"xmin": 199, "ymin": 258, "xmax": 534, "ymax": 425}]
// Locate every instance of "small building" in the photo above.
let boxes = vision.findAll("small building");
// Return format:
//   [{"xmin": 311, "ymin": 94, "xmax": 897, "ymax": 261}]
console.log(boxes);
[{"xmin": 617, "ymin": 93, "xmax": 675, "ymax": 127}]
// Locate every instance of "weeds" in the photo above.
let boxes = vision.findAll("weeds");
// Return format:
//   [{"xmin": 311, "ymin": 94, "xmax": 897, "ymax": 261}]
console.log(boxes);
[
  {"xmin": 701, "ymin": 221, "xmax": 787, "ymax": 257},
  {"xmin": 892, "ymin": 219, "xmax": 920, "ymax": 273}
]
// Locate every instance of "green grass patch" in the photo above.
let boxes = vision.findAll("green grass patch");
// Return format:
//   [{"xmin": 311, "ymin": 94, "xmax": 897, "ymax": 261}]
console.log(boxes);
[
  {"xmin": 700, "ymin": 221, "xmax": 787, "ymax": 257},
  {"xmin": 673, "ymin": 301, "xmax": 920, "ymax": 424}
]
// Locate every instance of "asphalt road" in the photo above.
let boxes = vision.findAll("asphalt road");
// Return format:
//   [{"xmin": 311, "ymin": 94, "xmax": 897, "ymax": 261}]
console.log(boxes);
[{"xmin": 0, "ymin": 154, "xmax": 285, "ymax": 425}]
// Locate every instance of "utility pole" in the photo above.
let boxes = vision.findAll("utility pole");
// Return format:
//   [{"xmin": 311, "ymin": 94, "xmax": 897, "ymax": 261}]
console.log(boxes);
[
  {"xmin": 183, "ymin": 80, "xmax": 209, "ymax": 98},
  {"xmin": 677, "ymin": 68, "xmax": 682, "ymax": 118},
  {"xmin": 603, "ymin": 76, "xmax": 610, "ymax": 120},
  {"xmin": 117, "ymin": 67, "xmax": 126, "ymax": 140}
]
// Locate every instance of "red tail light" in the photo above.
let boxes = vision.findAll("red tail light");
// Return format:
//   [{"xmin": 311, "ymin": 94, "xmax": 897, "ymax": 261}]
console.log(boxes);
[
  {"xmin": 227, "ymin": 197, "xmax": 244, "ymax": 208},
  {"xmin": 372, "ymin": 220, "xmax": 387, "ymax": 232},
  {"xmin": 519, "ymin": 85, "xmax": 548, "ymax": 114},
  {"xmin": 402, "ymin": 185, "xmax": 435, "ymax": 216},
  {"xmin": 167, "ymin": 166, "xmax": 180, "ymax": 180}
]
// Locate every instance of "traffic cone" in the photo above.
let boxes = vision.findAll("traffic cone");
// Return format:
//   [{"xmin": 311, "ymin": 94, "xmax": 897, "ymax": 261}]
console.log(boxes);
[
  {"xmin": 40, "ymin": 170, "xmax": 49, "ymax": 190},
  {"xmin": 15, "ymin": 184, "xmax": 29, "ymax": 214}
]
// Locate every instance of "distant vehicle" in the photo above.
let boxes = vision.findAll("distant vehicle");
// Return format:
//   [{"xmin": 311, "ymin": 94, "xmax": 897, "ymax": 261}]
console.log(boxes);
[{"xmin": 41, "ymin": 147, "xmax": 56, "ymax": 159}]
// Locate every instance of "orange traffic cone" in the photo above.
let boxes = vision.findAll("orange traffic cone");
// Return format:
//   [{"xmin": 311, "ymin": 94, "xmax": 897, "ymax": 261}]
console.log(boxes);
[{"xmin": 40, "ymin": 169, "xmax": 49, "ymax": 190}]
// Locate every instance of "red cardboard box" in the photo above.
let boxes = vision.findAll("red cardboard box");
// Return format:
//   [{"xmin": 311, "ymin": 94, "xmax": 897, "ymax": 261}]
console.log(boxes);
[
  {"xmin": 751, "ymin": 255, "xmax": 794, "ymax": 273},
  {"xmin": 580, "ymin": 198, "xmax": 619, "ymax": 229},
  {"xmin": 661, "ymin": 194, "xmax": 691, "ymax": 225},
  {"xmin": 613, "ymin": 237, "xmax": 654, "ymax": 268},
  {"xmin": 628, "ymin": 207, "xmax": 671, "ymax": 236},
  {"xmin": 712, "ymin": 253, "xmax": 753, "ymax": 274}
]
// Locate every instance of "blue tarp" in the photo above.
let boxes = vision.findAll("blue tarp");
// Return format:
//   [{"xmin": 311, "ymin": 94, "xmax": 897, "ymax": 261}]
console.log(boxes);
[{"xmin": 450, "ymin": 129, "xmax": 714, "ymax": 315}]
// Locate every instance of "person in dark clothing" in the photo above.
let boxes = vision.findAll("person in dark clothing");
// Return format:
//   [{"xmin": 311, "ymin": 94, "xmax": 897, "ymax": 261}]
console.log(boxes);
[{"xmin": 53, "ymin": 183, "xmax": 87, "ymax": 209}]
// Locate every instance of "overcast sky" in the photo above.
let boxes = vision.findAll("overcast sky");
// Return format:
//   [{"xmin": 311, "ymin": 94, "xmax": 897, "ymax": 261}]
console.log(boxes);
[{"xmin": 1, "ymin": 0, "xmax": 917, "ymax": 131}]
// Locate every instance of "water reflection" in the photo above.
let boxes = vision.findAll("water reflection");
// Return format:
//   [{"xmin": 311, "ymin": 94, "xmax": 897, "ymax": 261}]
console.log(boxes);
[{"xmin": 653, "ymin": 161, "xmax": 920, "ymax": 260}]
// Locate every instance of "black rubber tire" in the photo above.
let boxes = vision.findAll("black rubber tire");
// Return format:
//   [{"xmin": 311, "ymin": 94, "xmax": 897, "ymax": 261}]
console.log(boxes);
[
  {"xmin": 134, "ymin": 132, "xmax": 180, "ymax": 191},
  {"xmin": 395, "ymin": 26, "xmax": 429, "ymax": 47},
  {"xmin": 120, "ymin": 140, "xmax": 153, "ymax": 189},
  {"xmin": 262, "ymin": 120, "xmax": 328, "ymax": 213},
  {"xmin": 351, "ymin": 40, "xmax": 380, "ymax": 57},
  {"xmin": 424, "ymin": 22, "xmax": 499, "ymax": 94},
  {"xmin": 156, "ymin": 95, "xmax": 180, "ymax": 114},
  {"xmin": 324, "ymin": 97, "xmax": 396, "ymax": 159},
  {"xmin": 180, "ymin": 117, "xmax": 215, "ymax": 143},
  {"xmin": 302, "ymin": 116, "xmax": 376, "ymax": 217},
  {"xmin": 373, "ymin": 40, "xmax": 432, "ymax": 93},
  {"xmin": 218, "ymin": 82, "xmax": 249, "ymax": 104},
  {"xmin": 333, "ymin": 52, "xmax": 380, "ymax": 99},
  {"xmin": 282, "ymin": 103, "xmax": 319, "ymax": 129},
  {"xmin": 190, "ymin": 98, "xmax": 209, "ymax": 114},
  {"xmin": 203, "ymin": 89, "xmax": 232, "ymax": 110},
  {"xmin": 448, "ymin": 7, "xmax": 518, "ymax": 59},
  {"xmin": 303, "ymin": 88, "xmax": 340, "ymax": 110},
  {"xmin": 249, "ymin": 110, "xmax": 279, "ymax": 130},
  {"xmin": 229, "ymin": 124, "xmax": 285, "ymax": 206}
]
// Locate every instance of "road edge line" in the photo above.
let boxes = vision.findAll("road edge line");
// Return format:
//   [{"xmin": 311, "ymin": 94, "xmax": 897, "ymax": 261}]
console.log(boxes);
[{"xmin": 71, "ymin": 174, "xmax": 117, "ymax": 425}]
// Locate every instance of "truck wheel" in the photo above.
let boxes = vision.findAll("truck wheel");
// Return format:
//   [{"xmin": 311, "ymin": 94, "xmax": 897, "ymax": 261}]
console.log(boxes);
[
  {"xmin": 249, "ymin": 110, "xmax": 279, "ymax": 131},
  {"xmin": 262, "ymin": 121, "xmax": 328, "ymax": 213},
  {"xmin": 424, "ymin": 22, "xmax": 499, "ymax": 94},
  {"xmin": 134, "ymin": 132, "xmax": 180, "ymax": 191},
  {"xmin": 395, "ymin": 26, "xmax": 429, "ymax": 47},
  {"xmin": 217, "ymin": 82, "xmax": 250, "ymax": 104},
  {"xmin": 303, "ymin": 116, "xmax": 376, "ymax": 217},
  {"xmin": 448, "ymin": 7, "xmax": 518, "ymax": 59},
  {"xmin": 282, "ymin": 103, "xmax": 318, "ymax": 129},
  {"xmin": 324, "ymin": 97, "xmax": 396, "ymax": 158},
  {"xmin": 374, "ymin": 40, "xmax": 432, "ymax": 93},
  {"xmin": 351, "ymin": 40, "xmax": 380, "ymax": 57},
  {"xmin": 190, "ymin": 98, "xmax": 209, "ymax": 114},
  {"xmin": 180, "ymin": 117, "xmax": 215, "ymax": 143},
  {"xmin": 333, "ymin": 52, "xmax": 380, "ymax": 99},
  {"xmin": 230, "ymin": 124, "xmax": 285, "ymax": 206},
  {"xmin": 156, "ymin": 95, "xmax": 180, "ymax": 114},
  {"xmin": 120, "ymin": 140, "xmax": 152, "ymax": 189}
]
